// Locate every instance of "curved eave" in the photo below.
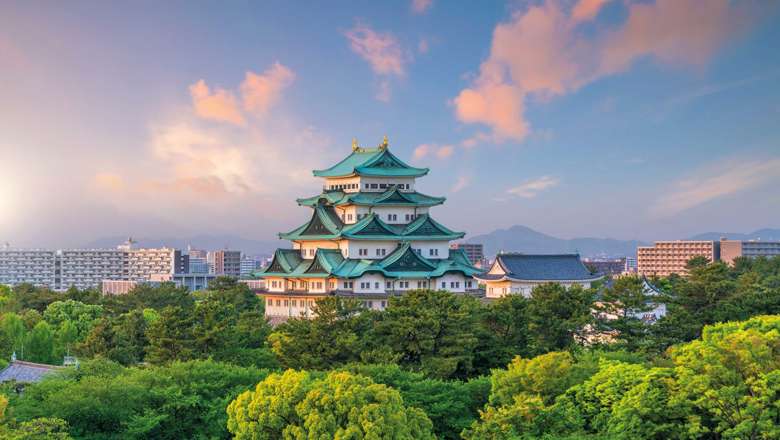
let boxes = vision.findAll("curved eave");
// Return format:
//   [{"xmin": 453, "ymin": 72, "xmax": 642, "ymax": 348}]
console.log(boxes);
[
  {"xmin": 353, "ymin": 167, "xmax": 429, "ymax": 178},
  {"xmin": 342, "ymin": 233, "xmax": 464, "ymax": 241},
  {"xmin": 473, "ymin": 274, "xmax": 605, "ymax": 283}
]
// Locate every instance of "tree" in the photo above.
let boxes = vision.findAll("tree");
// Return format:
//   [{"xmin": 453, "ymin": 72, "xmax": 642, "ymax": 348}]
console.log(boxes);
[
  {"xmin": 596, "ymin": 276, "xmax": 654, "ymax": 350},
  {"xmin": 226, "ymin": 370, "xmax": 435, "ymax": 439},
  {"xmin": 526, "ymin": 283, "xmax": 594, "ymax": 354},
  {"xmin": 672, "ymin": 315, "xmax": 780, "ymax": 439},
  {"xmin": 43, "ymin": 300, "xmax": 103, "ymax": 341},
  {"xmin": 25, "ymin": 321, "xmax": 54, "ymax": 364},
  {"xmin": 368, "ymin": 290, "xmax": 482, "ymax": 379},
  {"xmin": 343, "ymin": 363, "xmax": 490, "ymax": 440},
  {"xmin": 475, "ymin": 294, "xmax": 531, "ymax": 372},
  {"xmin": 268, "ymin": 297, "xmax": 372, "ymax": 370},
  {"xmin": 1, "ymin": 313, "xmax": 26, "ymax": 359},
  {"xmin": 145, "ymin": 306, "xmax": 195, "ymax": 364}
]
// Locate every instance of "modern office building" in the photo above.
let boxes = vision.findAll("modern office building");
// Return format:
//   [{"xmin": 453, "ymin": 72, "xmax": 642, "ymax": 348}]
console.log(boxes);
[
  {"xmin": 450, "ymin": 243, "xmax": 486, "ymax": 267},
  {"xmin": 719, "ymin": 238, "xmax": 780, "ymax": 265},
  {"xmin": 637, "ymin": 240, "xmax": 720, "ymax": 277},
  {"xmin": 210, "ymin": 250, "xmax": 241, "ymax": 277},
  {"xmin": 188, "ymin": 257, "xmax": 210, "ymax": 274},
  {"xmin": 240, "ymin": 256, "xmax": 263, "ymax": 278},
  {"xmin": 258, "ymin": 137, "xmax": 480, "ymax": 319},
  {"xmin": 475, "ymin": 253, "xmax": 602, "ymax": 298}
]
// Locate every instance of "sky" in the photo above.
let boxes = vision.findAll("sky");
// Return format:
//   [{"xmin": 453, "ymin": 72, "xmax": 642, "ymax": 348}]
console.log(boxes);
[{"xmin": 1, "ymin": 0, "xmax": 779, "ymax": 248}]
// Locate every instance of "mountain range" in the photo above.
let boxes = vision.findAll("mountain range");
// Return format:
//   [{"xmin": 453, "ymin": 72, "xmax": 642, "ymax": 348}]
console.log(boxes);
[
  {"xmin": 85, "ymin": 227, "xmax": 780, "ymax": 260},
  {"xmin": 466, "ymin": 226, "xmax": 780, "ymax": 259}
]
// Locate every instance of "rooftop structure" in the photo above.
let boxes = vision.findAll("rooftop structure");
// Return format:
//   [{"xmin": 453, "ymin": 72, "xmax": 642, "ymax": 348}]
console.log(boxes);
[
  {"xmin": 0, "ymin": 359, "xmax": 61, "ymax": 383},
  {"xmin": 258, "ymin": 137, "xmax": 480, "ymax": 318},
  {"xmin": 719, "ymin": 238, "xmax": 780, "ymax": 265},
  {"xmin": 475, "ymin": 253, "xmax": 602, "ymax": 298}
]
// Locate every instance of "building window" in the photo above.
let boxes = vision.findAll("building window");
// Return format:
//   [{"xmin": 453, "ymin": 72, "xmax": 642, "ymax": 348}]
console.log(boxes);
[
  {"xmin": 284, "ymin": 300, "xmax": 289, "ymax": 306},
  {"xmin": 292, "ymin": 300, "xmax": 297, "ymax": 307},
  {"xmin": 370, "ymin": 184, "xmax": 378, "ymax": 189},
  {"xmin": 375, "ymin": 282, "xmax": 379, "ymax": 289},
  {"xmin": 429, "ymin": 248, "xmax": 438, "ymax": 256},
  {"xmin": 405, "ymin": 214, "xmax": 411, "ymax": 221},
  {"xmin": 381, "ymin": 301, "xmax": 386, "ymax": 308},
  {"xmin": 388, "ymin": 214, "xmax": 397, "ymax": 221},
  {"xmin": 376, "ymin": 248, "xmax": 386, "ymax": 257},
  {"xmin": 466, "ymin": 281, "xmax": 472, "ymax": 288},
  {"xmin": 276, "ymin": 299, "xmax": 281, "ymax": 306},
  {"xmin": 386, "ymin": 281, "xmax": 392, "ymax": 289},
  {"xmin": 379, "ymin": 183, "xmax": 387, "ymax": 189},
  {"xmin": 440, "ymin": 282, "xmax": 445, "ymax": 289},
  {"xmin": 359, "ymin": 248, "xmax": 368, "ymax": 256},
  {"xmin": 267, "ymin": 298, "xmax": 272, "ymax": 306},
  {"xmin": 347, "ymin": 214, "xmax": 353, "ymax": 221}
]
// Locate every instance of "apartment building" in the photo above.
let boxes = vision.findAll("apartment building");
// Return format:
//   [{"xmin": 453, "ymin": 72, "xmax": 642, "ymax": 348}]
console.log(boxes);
[
  {"xmin": 637, "ymin": 240, "xmax": 720, "ymax": 277},
  {"xmin": 1, "ymin": 243, "xmax": 188, "ymax": 291},
  {"xmin": 0, "ymin": 249, "xmax": 57, "ymax": 288},
  {"xmin": 210, "ymin": 250, "xmax": 241, "ymax": 277},
  {"xmin": 720, "ymin": 239, "xmax": 780, "ymax": 265},
  {"xmin": 239, "ymin": 256, "xmax": 263, "ymax": 278}
]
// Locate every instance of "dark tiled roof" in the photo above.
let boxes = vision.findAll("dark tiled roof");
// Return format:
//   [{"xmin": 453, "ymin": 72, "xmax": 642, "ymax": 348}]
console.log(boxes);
[
  {"xmin": 485, "ymin": 253, "xmax": 597, "ymax": 281},
  {"xmin": 0, "ymin": 360, "xmax": 60, "ymax": 383}
]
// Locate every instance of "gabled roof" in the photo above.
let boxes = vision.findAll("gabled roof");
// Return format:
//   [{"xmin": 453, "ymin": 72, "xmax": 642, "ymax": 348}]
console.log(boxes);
[
  {"xmin": 279, "ymin": 205, "xmax": 344, "ymax": 240},
  {"xmin": 262, "ymin": 249, "xmax": 303, "ymax": 274},
  {"xmin": 378, "ymin": 242, "xmax": 438, "ymax": 273},
  {"xmin": 0, "ymin": 360, "xmax": 61, "ymax": 383},
  {"xmin": 259, "ymin": 243, "xmax": 481, "ymax": 280},
  {"xmin": 297, "ymin": 187, "xmax": 445, "ymax": 208},
  {"xmin": 313, "ymin": 147, "xmax": 429, "ymax": 178},
  {"xmin": 475, "ymin": 253, "xmax": 602, "ymax": 282},
  {"xmin": 280, "ymin": 211, "xmax": 464, "ymax": 242}
]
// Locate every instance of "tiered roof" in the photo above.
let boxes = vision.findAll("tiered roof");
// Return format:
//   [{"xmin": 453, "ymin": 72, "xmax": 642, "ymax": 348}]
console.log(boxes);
[
  {"xmin": 297, "ymin": 185, "xmax": 445, "ymax": 207},
  {"xmin": 261, "ymin": 243, "xmax": 480, "ymax": 279},
  {"xmin": 312, "ymin": 145, "xmax": 428, "ymax": 178},
  {"xmin": 279, "ymin": 206, "xmax": 464, "ymax": 241}
]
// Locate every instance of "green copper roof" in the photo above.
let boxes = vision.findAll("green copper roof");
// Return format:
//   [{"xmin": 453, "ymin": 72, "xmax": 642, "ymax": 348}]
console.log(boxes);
[
  {"xmin": 297, "ymin": 185, "xmax": 445, "ymax": 208},
  {"xmin": 259, "ymin": 243, "xmax": 481, "ymax": 279},
  {"xmin": 312, "ymin": 147, "xmax": 429, "ymax": 178},
  {"xmin": 279, "ymin": 211, "xmax": 465, "ymax": 241}
]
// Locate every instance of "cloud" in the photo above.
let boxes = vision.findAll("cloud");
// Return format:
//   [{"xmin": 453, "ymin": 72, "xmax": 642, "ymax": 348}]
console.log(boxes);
[
  {"xmin": 418, "ymin": 38, "xmax": 429, "ymax": 54},
  {"xmin": 507, "ymin": 176, "xmax": 559, "ymax": 198},
  {"xmin": 189, "ymin": 80, "xmax": 245, "ymax": 126},
  {"xmin": 411, "ymin": 0, "xmax": 433, "ymax": 14},
  {"xmin": 190, "ymin": 62, "xmax": 295, "ymax": 125},
  {"xmin": 241, "ymin": 62, "xmax": 296, "ymax": 115},
  {"xmin": 451, "ymin": 175, "xmax": 470, "ymax": 193},
  {"xmin": 413, "ymin": 143, "xmax": 455, "ymax": 160},
  {"xmin": 344, "ymin": 22, "xmax": 408, "ymax": 101},
  {"xmin": 649, "ymin": 159, "xmax": 780, "ymax": 218},
  {"xmin": 93, "ymin": 172, "xmax": 125, "ymax": 191},
  {"xmin": 453, "ymin": 0, "xmax": 759, "ymax": 143}
]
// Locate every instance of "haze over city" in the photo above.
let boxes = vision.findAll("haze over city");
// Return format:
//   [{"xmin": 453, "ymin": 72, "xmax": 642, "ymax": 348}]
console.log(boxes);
[{"xmin": 2, "ymin": 0, "xmax": 779, "ymax": 248}]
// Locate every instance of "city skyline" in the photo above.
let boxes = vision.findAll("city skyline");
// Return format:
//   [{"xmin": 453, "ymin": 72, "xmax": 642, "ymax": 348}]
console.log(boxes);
[{"xmin": 2, "ymin": 0, "xmax": 780, "ymax": 248}]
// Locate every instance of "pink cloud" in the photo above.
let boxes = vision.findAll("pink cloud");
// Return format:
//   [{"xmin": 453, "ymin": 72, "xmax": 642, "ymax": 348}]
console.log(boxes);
[
  {"xmin": 411, "ymin": 0, "xmax": 433, "ymax": 14},
  {"xmin": 571, "ymin": 0, "xmax": 610, "ymax": 24},
  {"xmin": 189, "ymin": 80, "xmax": 245, "ymax": 126},
  {"xmin": 344, "ymin": 23, "xmax": 406, "ymax": 76},
  {"xmin": 453, "ymin": 0, "xmax": 758, "ymax": 143},
  {"xmin": 507, "ymin": 176, "xmax": 559, "ymax": 198},
  {"xmin": 413, "ymin": 143, "xmax": 455, "ymax": 160},
  {"xmin": 241, "ymin": 62, "xmax": 295, "ymax": 115}
]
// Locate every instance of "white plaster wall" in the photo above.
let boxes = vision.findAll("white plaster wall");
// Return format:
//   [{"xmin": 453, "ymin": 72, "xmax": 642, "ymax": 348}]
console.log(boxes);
[
  {"xmin": 345, "ymin": 240, "xmax": 400, "ymax": 259},
  {"xmin": 299, "ymin": 240, "xmax": 339, "ymax": 259},
  {"xmin": 434, "ymin": 273, "xmax": 467, "ymax": 292},
  {"xmin": 411, "ymin": 241, "xmax": 450, "ymax": 259},
  {"xmin": 354, "ymin": 273, "xmax": 386, "ymax": 293}
]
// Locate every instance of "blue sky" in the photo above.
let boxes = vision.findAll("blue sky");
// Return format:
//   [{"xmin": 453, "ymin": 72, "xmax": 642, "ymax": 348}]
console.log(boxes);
[{"xmin": 1, "ymin": 0, "xmax": 779, "ymax": 247}]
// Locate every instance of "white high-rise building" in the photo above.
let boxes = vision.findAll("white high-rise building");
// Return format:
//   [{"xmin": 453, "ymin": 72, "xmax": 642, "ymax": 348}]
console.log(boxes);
[{"xmin": 0, "ymin": 240, "xmax": 187, "ymax": 291}]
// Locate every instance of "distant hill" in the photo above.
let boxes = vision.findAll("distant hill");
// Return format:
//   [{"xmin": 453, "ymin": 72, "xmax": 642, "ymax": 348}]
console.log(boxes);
[
  {"xmin": 84, "ymin": 234, "xmax": 281, "ymax": 256},
  {"xmin": 466, "ymin": 225, "xmax": 648, "ymax": 259},
  {"xmin": 689, "ymin": 229, "xmax": 780, "ymax": 241}
]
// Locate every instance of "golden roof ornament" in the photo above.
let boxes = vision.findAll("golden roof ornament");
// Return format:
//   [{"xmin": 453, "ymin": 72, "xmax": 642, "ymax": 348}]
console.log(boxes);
[
  {"xmin": 352, "ymin": 138, "xmax": 359, "ymax": 151},
  {"xmin": 380, "ymin": 135, "xmax": 388, "ymax": 150}
]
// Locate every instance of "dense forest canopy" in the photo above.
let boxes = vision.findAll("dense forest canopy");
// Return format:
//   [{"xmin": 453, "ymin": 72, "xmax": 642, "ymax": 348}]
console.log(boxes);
[{"xmin": 0, "ymin": 255, "xmax": 779, "ymax": 439}]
